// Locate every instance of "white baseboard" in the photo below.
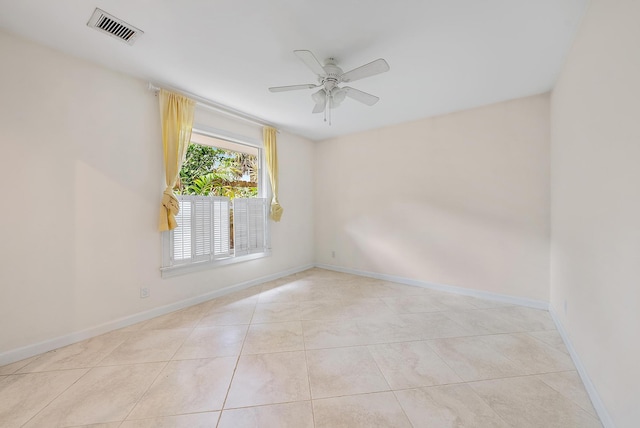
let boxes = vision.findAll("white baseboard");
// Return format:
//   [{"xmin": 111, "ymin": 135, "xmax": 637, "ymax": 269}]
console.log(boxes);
[
  {"xmin": 0, "ymin": 264, "xmax": 314, "ymax": 366},
  {"xmin": 315, "ymin": 263, "xmax": 549, "ymax": 310},
  {"xmin": 549, "ymin": 306, "xmax": 615, "ymax": 428}
]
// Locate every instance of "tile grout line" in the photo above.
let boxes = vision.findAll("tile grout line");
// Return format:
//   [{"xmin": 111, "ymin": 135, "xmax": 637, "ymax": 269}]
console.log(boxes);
[
  {"xmin": 214, "ymin": 295, "xmax": 258, "ymax": 428},
  {"xmin": 301, "ymin": 322, "xmax": 318, "ymax": 428},
  {"xmin": 16, "ymin": 367, "xmax": 92, "ymax": 428},
  {"xmin": 118, "ymin": 309, "xmax": 202, "ymax": 425}
]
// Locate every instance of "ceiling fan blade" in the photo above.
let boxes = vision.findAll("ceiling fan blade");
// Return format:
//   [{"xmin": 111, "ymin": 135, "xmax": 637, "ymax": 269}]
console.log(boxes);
[
  {"xmin": 269, "ymin": 84, "xmax": 318, "ymax": 93},
  {"xmin": 294, "ymin": 50, "xmax": 326, "ymax": 77},
  {"xmin": 341, "ymin": 58, "xmax": 390, "ymax": 83},
  {"xmin": 343, "ymin": 87, "xmax": 380, "ymax": 106}
]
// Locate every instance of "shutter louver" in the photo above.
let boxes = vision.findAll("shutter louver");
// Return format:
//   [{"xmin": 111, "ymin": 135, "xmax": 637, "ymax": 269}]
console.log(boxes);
[
  {"xmin": 213, "ymin": 198, "xmax": 231, "ymax": 257},
  {"xmin": 173, "ymin": 198, "xmax": 192, "ymax": 262},
  {"xmin": 234, "ymin": 198, "xmax": 268, "ymax": 256},
  {"xmin": 233, "ymin": 198, "xmax": 249, "ymax": 256},
  {"xmin": 193, "ymin": 197, "xmax": 212, "ymax": 262}
]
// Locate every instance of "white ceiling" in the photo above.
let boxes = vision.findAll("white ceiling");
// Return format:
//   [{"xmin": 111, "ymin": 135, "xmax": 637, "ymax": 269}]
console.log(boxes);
[{"xmin": 0, "ymin": 0, "xmax": 588, "ymax": 141}]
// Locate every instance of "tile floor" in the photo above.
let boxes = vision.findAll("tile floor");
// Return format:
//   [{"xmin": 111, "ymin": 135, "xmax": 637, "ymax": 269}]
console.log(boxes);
[{"xmin": 0, "ymin": 268, "xmax": 602, "ymax": 427}]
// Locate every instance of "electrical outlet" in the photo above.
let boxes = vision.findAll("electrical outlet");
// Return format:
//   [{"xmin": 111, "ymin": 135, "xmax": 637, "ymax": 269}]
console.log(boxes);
[
  {"xmin": 331, "ymin": 250, "xmax": 336, "ymax": 258},
  {"xmin": 140, "ymin": 287, "xmax": 150, "ymax": 299},
  {"xmin": 563, "ymin": 299, "xmax": 568, "ymax": 315}
]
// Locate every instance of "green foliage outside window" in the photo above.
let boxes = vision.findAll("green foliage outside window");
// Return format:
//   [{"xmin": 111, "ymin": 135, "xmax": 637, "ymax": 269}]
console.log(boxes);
[{"xmin": 177, "ymin": 143, "xmax": 258, "ymax": 199}]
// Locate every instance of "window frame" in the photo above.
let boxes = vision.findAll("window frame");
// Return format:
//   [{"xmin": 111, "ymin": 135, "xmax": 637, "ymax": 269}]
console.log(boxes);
[{"xmin": 160, "ymin": 127, "xmax": 271, "ymax": 278}]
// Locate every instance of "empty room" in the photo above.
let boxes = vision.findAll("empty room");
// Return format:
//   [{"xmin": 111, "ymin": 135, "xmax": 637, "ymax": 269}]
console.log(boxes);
[{"xmin": 0, "ymin": 0, "xmax": 638, "ymax": 427}]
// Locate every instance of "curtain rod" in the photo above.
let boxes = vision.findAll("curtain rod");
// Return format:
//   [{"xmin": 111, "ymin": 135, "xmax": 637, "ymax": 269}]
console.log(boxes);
[{"xmin": 148, "ymin": 83, "xmax": 278, "ymax": 131}]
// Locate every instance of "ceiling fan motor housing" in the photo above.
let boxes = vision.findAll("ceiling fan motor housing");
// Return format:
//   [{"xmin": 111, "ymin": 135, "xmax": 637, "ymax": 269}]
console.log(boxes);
[{"xmin": 320, "ymin": 59, "xmax": 343, "ymax": 91}]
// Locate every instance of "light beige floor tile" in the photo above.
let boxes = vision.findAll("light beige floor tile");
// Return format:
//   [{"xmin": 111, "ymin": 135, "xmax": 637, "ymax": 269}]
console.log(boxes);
[
  {"xmin": 313, "ymin": 391, "xmax": 412, "ymax": 428},
  {"xmin": 398, "ymin": 312, "xmax": 473, "ymax": 339},
  {"xmin": 479, "ymin": 333, "xmax": 575, "ymax": 374},
  {"xmin": 379, "ymin": 281, "xmax": 428, "ymax": 293},
  {"xmin": 368, "ymin": 341, "xmax": 462, "ymax": 389},
  {"xmin": 128, "ymin": 357, "xmax": 236, "ymax": 419},
  {"xmin": 300, "ymin": 299, "xmax": 349, "ymax": 321},
  {"xmin": 537, "ymin": 371, "xmax": 598, "ymax": 417},
  {"xmin": 225, "ymin": 351, "xmax": 310, "ymax": 408},
  {"xmin": 490, "ymin": 306, "xmax": 556, "ymax": 331},
  {"xmin": 341, "ymin": 298, "xmax": 396, "ymax": 319},
  {"xmin": 427, "ymin": 336, "xmax": 526, "ymax": 381},
  {"xmin": 443, "ymin": 309, "xmax": 525, "ymax": 335},
  {"xmin": 173, "ymin": 325, "xmax": 247, "ymax": 359},
  {"xmin": 218, "ymin": 401, "xmax": 313, "ymax": 428},
  {"xmin": 353, "ymin": 281, "xmax": 427, "ymax": 298},
  {"xmin": 209, "ymin": 288, "xmax": 261, "ymax": 306},
  {"xmin": 428, "ymin": 292, "xmax": 481, "ymax": 311},
  {"xmin": 18, "ymin": 330, "xmax": 129, "ymax": 372},
  {"xmin": 259, "ymin": 279, "xmax": 315, "ymax": 302},
  {"xmin": 0, "ymin": 369, "xmax": 87, "ymax": 427},
  {"xmin": 24, "ymin": 363, "xmax": 164, "ymax": 427},
  {"xmin": 99, "ymin": 329, "xmax": 191, "ymax": 365},
  {"xmin": 72, "ymin": 422, "xmax": 122, "ymax": 428},
  {"xmin": 302, "ymin": 284, "xmax": 365, "ymax": 301},
  {"xmin": 257, "ymin": 283, "xmax": 303, "ymax": 303},
  {"xmin": 120, "ymin": 412, "xmax": 219, "ymax": 427},
  {"xmin": 382, "ymin": 294, "xmax": 445, "ymax": 313},
  {"xmin": 470, "ymin": 376, "xmax": 602, "ymax": 428},
  {"xmin": 306, "ymin": 346, "xmax": 389, "ymax": 398},
  {"xmin": 197, "ymin": 308, "xmax": 255, "ymax": 327},
  {"xmin": 0, "ymin": 356, "xmax": 38, "ymax": 375},
  {"xmin": 206, "ymin": 295, "xmax": 259, "ymax": 313},
  {"xmin": 395, "ymin": 384, "xmax": 509, "ymax": 427},
  {"xmin": 463, "ymin": 296, "xmax": 514, "ymax": 309},
  {"xmin": 252, "ymin": 302, "xmax": 301, "ymax": 323},
  {"xmin": 302, "ymin": 319, "xmax": 368, "ymax": 349},
  {"xmin": 528, "ymin": 330, "xmax": 570, "ymax": 354},
  {"xmin": 355, "ymin": 314, "xmax": 422, "ymax": 343},
  {"xmin": 242, "ymin": 321, "xmax": 304, "ymax": 354},
  {"xmin": 139, "ymin": 305, "xmax": 208, "ymax": 331}
]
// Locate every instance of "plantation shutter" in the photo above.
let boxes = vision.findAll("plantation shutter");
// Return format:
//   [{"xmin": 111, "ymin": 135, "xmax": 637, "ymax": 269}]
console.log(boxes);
[
  {"xmin": 193, "ymin": 197, "xmax": 211, "ymax": 262},
  {"xmin": 233, "ymin": 198, "xmax": 249, "ymax": 256},
  {"xmin": 212, "ymin": 198, "xmax": 230, "ymax": 257},
  {"xmin": 172, "ymin": 198, "xmax": 192, "ymax": 262},
  {"xmin": 233, "ymin": 198, "xmax": 268, "ymax": 256},
  {"xmin": 170, "ymin": 195, "xmax": 230, "ymax": 266}
]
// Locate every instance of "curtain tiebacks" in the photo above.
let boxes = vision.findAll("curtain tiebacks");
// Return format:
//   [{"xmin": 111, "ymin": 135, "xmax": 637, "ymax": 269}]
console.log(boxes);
[
  {"xmin": 270, "ymin": 197, "xmax": 283, "ymax": 222},
  {"xmin": 159, "ymin": 188, "xmax": 180, "ymax": 231},
  {"xmin": 162, "ymin": 188, "xmax": 180, "ymax": 215}
]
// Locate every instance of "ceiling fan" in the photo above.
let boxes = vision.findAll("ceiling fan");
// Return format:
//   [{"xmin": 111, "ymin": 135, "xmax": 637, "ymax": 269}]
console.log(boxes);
[{"xmin": 269, "ymin": 50, "xmax": 390, "ymax": 123}]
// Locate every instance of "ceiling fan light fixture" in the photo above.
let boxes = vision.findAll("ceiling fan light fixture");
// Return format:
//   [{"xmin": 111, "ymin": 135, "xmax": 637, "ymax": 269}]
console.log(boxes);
[
  {"xmin": 311, "ymin": 89, "xmax": 326, "ymax": 104},
  {"xmin": 331, "ymin": 89, "xmax": 347, "ymax": 107}
]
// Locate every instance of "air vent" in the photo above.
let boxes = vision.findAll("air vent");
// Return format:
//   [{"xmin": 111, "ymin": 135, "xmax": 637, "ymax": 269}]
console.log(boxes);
[{"xmin": 87, "ymin": 8, "xmax": 143, "ymax": 45}]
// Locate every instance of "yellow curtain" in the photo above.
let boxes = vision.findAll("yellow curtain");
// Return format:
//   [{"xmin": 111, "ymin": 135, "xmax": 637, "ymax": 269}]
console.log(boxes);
[
  {"xmin": 158, "ymin": 89, "xmax": 196, "ymax": 231},
  {"xmin": 263, "ymin": 126, "xmax": 283, "ymax": 221}
]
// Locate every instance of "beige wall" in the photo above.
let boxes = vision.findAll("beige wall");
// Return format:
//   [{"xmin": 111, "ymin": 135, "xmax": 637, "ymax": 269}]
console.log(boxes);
[
  {"xmin": 315, "ymin": 94, "xmax": 550, "ymax": 302},
  {"xmin": 550, "ymin": 0, "xmax": 640, "ymax": 426},
  {"xmin": 0, "ymin": 31, "xmax": 315, "ymax": 355}
]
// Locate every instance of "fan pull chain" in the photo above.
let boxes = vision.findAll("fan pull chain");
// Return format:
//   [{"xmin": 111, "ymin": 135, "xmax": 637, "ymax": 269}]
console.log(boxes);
[{"xmin": 323, "ymin": 90, "xmax": 328, "ymax": 123}]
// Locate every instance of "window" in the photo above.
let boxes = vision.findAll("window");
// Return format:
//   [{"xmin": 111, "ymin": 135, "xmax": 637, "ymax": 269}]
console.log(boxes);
[{"xmin": 161, "ymin": 131, "xmax": 270, "ymax": 276}]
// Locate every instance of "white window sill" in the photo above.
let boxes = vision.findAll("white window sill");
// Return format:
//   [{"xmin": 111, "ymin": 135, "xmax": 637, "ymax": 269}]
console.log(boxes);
[{"xmin": 160, "ymin": 250, "xmax": 271, "ymax": 279}]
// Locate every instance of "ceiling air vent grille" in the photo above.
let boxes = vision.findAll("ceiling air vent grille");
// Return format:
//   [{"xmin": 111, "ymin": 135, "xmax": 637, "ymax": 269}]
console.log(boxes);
[{"xmin": 87, "ymin": 8, "xmax": 143, "ymax": 45}]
